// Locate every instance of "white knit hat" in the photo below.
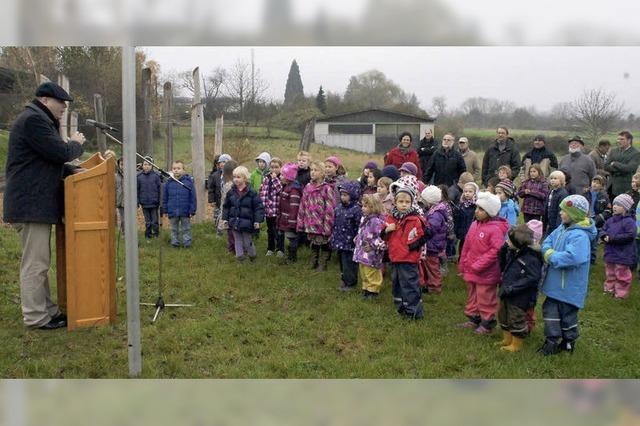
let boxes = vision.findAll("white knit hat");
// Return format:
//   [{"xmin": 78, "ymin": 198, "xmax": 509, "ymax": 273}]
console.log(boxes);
[
  {"xmin": 476, "ymin": 191, "xmax": 501, "ymax": 218},
  {"xmin": 420, "ymin": 185, "xmax": 442, "ymax": 205}
]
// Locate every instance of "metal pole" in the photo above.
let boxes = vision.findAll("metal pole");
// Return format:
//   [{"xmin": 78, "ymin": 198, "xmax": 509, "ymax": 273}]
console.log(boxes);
[{"xmin": 122, "ymin": 45, "xmax": 142, "ymax": 377}]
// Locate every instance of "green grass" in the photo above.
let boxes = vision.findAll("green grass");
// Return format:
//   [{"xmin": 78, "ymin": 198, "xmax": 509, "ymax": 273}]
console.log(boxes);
[
  {"xmin": 0, "ymin": 129, "xmax": 8, "ymax": 173},
  {"xmin": 1, "ymin": 125, "xmax": 639, "ymax": 378},
  {"xmin": 0, "ymin": 220, "xmax": 639, "ymax": 378}
]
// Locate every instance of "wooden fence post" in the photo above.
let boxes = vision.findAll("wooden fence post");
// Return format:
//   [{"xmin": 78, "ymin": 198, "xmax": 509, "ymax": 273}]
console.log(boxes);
[
  {"xmin": 57, "ymin": 74, "xmax": 70, "ymax": 140},
  {"xmin": 70, "ymin": 111, "xmax": 78, "ymax": 135},
  {"xmin": 214, "ymin": 114, "xmax": 223, "ymax": 156},
  {"xmin": 191, "ymin": 67, "xmax": 206, "ymax": 224},
  {"xmin": 162, "ymin": 82, "xmax": 174, "ymax": 171},
  {"xmin": 141, "ymin": 67, "xmax": 153, "ymax": 156},
  {"xmin": 93, "ymin": 94, "xmax": 107, "ymax": 153}
]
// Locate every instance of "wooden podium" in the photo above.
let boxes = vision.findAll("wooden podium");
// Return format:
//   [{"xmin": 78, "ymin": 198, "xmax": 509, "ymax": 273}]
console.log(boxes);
[{"xmin": 56, "ymin": 153, "xmax": 117, "ymax": 330}]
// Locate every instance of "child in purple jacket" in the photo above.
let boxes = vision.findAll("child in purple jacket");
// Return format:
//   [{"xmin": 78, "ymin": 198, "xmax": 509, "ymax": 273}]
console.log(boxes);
[
  {"xmin": 353, "ymin": 194, "xmax": 387, "ymax": 299},
  {"xmin": 602, "ymin": 194, "xmax": 637, "ymax": 299},
  {"xmin": 259, "ymin": 157, "xmax": 283, "ymax": 257},
  {"xmin": 419, "ymin": 186, "xmax": 448, "ymax": 294},
  {"xmin": 518, "ymin": 164, "xmax": 549, "ymax": 222},
  {"xmin": 331, "ymin": 180, "xmax": 362, "ymax": 291}
]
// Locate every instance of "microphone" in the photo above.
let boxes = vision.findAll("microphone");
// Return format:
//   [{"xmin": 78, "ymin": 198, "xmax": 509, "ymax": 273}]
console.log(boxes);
[{"xmin": 86, "ymin": 119, "xmax": 119, "ymax": 133}]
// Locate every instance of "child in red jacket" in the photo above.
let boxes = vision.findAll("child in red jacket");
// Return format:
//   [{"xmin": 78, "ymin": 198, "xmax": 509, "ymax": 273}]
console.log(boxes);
[
  {"xmin": 384, "ymin": 185, "xmax": 427, "ymax": 320},
  {"xmin": 458, "ymin": 191, "xmax": 509, "ymax": 334}
]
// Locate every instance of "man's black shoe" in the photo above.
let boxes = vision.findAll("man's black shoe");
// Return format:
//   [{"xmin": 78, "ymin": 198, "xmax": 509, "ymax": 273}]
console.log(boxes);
[
  {"xmin": 51, "ymin": 312, "xmax": 67, "ymax": 323},
  {"xmin": 38, "ymin": 319, "xmax": 67, "ymax": 330}
]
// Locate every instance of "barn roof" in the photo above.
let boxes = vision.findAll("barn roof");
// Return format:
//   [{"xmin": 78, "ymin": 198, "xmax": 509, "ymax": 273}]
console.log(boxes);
[{"xmin": 316, "ymin": 108, "xmax": 434, "ymax": 124}]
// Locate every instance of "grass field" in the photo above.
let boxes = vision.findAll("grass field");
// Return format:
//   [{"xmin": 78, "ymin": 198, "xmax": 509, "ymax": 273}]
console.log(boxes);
[{"xmin": 0, "ymin": 126, "xmax": 639, "ymax": 378}]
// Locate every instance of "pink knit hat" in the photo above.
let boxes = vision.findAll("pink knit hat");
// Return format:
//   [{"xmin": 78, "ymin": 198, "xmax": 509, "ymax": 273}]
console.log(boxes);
[
  {"xmin": 325, "ymin": 156, "xmax": 342, "ymax": 167},
  {"xmin": 526, "ymin": 219, "xmax": 543, "ymax": 244},
  {"xmin": 281, "ymin": 163, "xmax": 298, "ymax": 182}
]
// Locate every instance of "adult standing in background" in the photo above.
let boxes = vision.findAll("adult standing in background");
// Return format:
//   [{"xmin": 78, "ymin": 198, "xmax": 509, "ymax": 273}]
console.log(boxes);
[
  {"xmin": 589, "ymin": 139, "xmax": 611, "ymax": 181},
  {"xmin": 559, "ymin": 136, "xmax": 597, "ymax": 196},
  {"xmin": 423, "ymin": 133, "xmax": 466, "ymax": 186},
  {"xmin": 520, "ymin": 134, "xmax": 558, "ymax": 179},
  {"xmin": 604, "ymin": 131, "xmax": 640, "ymax": 197},
  {"xmin": 481, "ymin": 126, "xmax": 521, "ymax": 186},
  {"xmin": 417, "ymin": 128, "xmax": 439, "ymax": 179},
  {"xmin": 384, "ymin": 131, "xmax": 422, "ymax": 178},
  {"xmin": 3, "ymin": 82, "xmax": 86, "ymax": 330},
  {"xmin": 457, "ymin": 136, "xmax": 481, "ymax": 182}
]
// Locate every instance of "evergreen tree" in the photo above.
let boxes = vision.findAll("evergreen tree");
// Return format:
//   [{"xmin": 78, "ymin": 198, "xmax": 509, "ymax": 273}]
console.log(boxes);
[
  {"xmin": 284, "ymin": 59, "xmax": 304, "ymax": 107},
  {"xmin": 315, "ymin": 85, "xmax": 327, "ymax": 114}
]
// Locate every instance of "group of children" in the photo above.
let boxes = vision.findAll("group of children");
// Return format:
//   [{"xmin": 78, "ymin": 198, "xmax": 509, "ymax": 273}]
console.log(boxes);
[{"xmin": 132, "ymin": 148, "xmax": 640, "ymax": 357}]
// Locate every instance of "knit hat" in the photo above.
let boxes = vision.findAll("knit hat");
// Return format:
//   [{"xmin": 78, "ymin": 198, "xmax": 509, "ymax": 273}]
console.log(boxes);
[
  {"xmin": 325, "ymin": 156, "xmax": 342, "ymax": 168},
  {"xmin": 463, "ymin": 182, "xmax": 479, "ymax": 194},
  {"xmin": 508, "ymin": 224, "xmax": 534, "ymax": 249},
  {"xmin": 364, "ymin": 161, "xmax": 378, "ymax": 170},
  {"xmin": 613, "ymin": 193, "xmax": 634, "ymax": 212},
  {"xmin": 495, "ymin": 179, "xmax": 515, "ymax": 197},
  {"xmin": 533, "ymin": 134, "xmax": 546, "ymax": 142},
  {"xmin": 393, "ymin": 185, "xmax": 416, "ymax": 202},
  {"xmin": 476, "ymin": 191, "xmax": 501, "ymax": 218},
  {"xmin": 218, "ymin": 153, "xmax": 232, "ymax": 163},
  {"xmin": 526, "ymin": 219, "xmax": 543, "ymax": 244},
  {"xmin": 281, "ymin": 163, "xmax": 298, "ymax": 182},
  {"xmin": 381, "ymin": 165, "xmax": 400, "ymax": 181},
  {"xmin": 421, "ymin": 185, "xmax": 442, "ymax": 206},
  {"xmin": 399, "ymin": 162, "xmax": 418, "ymax": 176},
  {"xmin": 559, "ymin": 194, "xmax": 589, "ymax": 222}
]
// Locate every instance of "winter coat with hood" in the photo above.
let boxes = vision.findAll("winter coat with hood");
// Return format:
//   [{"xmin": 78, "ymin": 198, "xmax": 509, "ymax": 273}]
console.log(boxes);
[
  {"xmin": 258, "ymin": 173, "xmax": 282, "ymax": 218},
  {"xmin": 249, "ymin": 152, "xmax": 271, "ymax": 191},
  {"xmin": 424, "ymin": 201, "xmax": 449, "ymax": 255},
  {"xmin": 162, "ymin": 174, "xmax": 197, "ymax": 218},
  {"xmin": 423, "ymin": 147, "xmax": 467, "ymax": 187},
  {"xmin": 3, "ymin": 100, "xmax": 83, "ymax": 224},
  {"xmin": 458, "ymin": 216, "xmax": 510, "ymax": 285},
  {"xmin": 541, "ymin": 218, "xmax": 597, "ymax": 309},
  {"xmin": 588, "ymin": 189, "xmax": 611, "ymax": 227},
  {"xmin": 297, "ymin": 180, "xmax": 337, "ymax": 237},
  {"xmin": 544, "ymin": 187, "xmax": 569, "ymax": 234},
  {"xmin": 499, "ymin": 198, "xmax": 520, "ymax": 226},
  {"xmin": 353, "ymin": 213, "xmax": 387, "ymax": 268},
  {"xmin": 517, "ymin": 178, "xmax": 549, "ymax": 216},
  {"xmin": 454, "ymin": 201, "xmax": 476, "ymax": 240},
  {"xmin": 137, "ymin": 170, "xmax": 161, "ymax": 208},
  {"xmin": 384, "ymin": 211, "xmax": 426, "ymax": 264},
  {"xmin": 276, "ymin": 181, "xmax": 303, "ymax": 232},
  {"xmin": 222, "ymin": 185, "xmax": 265, "ymax": 233},
  {"xmin": 481, "ymin": 137, "xmax": 521, "ymax": 186},
  {"xmin": 602, "ymin": 213, "xmax": 637, "ymax": 266},
  {"xmin": 330, "ymin": 180, "xmax": 362, "ymax": 251},
  {"xmin": 384, "ymin": 145, "xmax": 422, "ymax": 179},
  {"xmin": 498, "ymin": 244, "xmax": 543, "ymax": 310}
]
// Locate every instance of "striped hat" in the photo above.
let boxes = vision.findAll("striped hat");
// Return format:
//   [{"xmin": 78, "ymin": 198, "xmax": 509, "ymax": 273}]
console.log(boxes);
[
  {"xmin": 613, "ymin": 194, "xmax": 634, "ymax": 212},
  {"xmin": 496, "ymin": 179, "xmax": 515, "ymax": 197}
]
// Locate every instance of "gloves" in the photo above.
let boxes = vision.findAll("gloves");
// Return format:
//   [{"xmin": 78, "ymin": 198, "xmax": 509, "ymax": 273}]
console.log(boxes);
[{"xmin": 543, "ymin": 249, "xmax": 554, "ymax": 263}]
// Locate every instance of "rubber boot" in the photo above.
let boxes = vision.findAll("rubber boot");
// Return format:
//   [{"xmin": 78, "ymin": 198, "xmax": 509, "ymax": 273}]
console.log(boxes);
[
  {"xmin": 501, "ymin": 335, "xmax": 524, "ymax": 352},
  {"xmin": 495, "ymin": 330, "xmax": 512, "ymax": 346},
  {"xmin": 286, "ymin": 246, "xmax": 297, "ymax": 264},
  {"xmin": 309, "ymin": 244, "xmax": 320, "ymax": 269},
  {"xmin": 317, "ymin": 245, "xmax": 331, "ymax": 272}
]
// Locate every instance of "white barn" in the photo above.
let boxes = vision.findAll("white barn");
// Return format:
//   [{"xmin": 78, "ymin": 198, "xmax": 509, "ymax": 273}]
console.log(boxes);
[{"xmin": 314, "ymin": 108, "xmax": 435, "ymax": 154}]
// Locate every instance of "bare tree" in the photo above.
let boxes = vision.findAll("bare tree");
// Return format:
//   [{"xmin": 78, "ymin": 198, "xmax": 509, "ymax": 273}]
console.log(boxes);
[
  {"xmin": 179, "ymin": 67, "xmax": 226, "ymax": 119},
  {"xmin": 225, "ymin": 59, "xmax": 269, "ymax": 124},
  {"xmin": 431, "ymin": 96, "xmax": 447, "ymax": 117},
  {"xmin": 569, "ymin": 89, "xmax": 625, "ymax": 145}
]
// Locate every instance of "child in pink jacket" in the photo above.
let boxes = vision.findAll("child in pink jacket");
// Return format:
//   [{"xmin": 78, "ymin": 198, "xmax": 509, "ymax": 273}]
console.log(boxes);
[
  {"xmin": 458, "ymin": 191, "xmax": 509, "ymax": 334},
  {"xmin": 297, "ymin": 160, "xmax": 337, "ymax": 271}
]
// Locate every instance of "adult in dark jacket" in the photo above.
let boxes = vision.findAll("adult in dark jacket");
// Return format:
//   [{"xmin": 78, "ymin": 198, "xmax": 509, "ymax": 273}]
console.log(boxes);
[
  {"xmin": 520, "ymin": 134, "xmax": 558, "ymax": 178},
  {"xmin": 417, "ymin": 128, "xmax": 439, "ymax": 178},
  {"xmin": 137, "ymin": 159, "xmax": 161, "ymax": 239},
  {"xmin": 481, "ymin": 127, "xmax": 521, "ymax": 186},
  {"xmin": 384, "ymin": 131, "xmax": 422, "ymax": 179},
  {"xmin": 423, "ymin": 133, "xmax": 466, "ymax": 186},
  {"xmin": 3, "ymin": 82, "xmax": 86, "ymax": 329},
  {"xmin": 604, "ymin": 131, "xmax": 640, "ymax": 197}
]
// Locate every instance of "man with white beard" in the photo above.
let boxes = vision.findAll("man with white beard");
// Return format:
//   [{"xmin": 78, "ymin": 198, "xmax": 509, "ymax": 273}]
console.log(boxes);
[{"xmin": 559, "ymin": 136, "xmax": 597, "ymax": 196}]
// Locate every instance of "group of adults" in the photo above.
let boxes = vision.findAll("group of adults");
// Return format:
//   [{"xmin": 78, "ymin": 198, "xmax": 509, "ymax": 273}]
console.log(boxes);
[{"xmin": 384, "ymin": 126, "xmax": 640, "ymax": 198}]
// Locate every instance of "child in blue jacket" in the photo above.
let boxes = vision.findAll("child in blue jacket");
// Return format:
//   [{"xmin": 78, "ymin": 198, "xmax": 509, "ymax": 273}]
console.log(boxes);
[
  {"xmin": 539, "ymin": 195, "xmax": 597, "ymax": 356},
  {"xmin": 495, "ymin": 179, "xmax": 519, "ymax": 226},
  {"xmin": 137, "ymin": 156, "xmax": 161, "ymax": 239},
  {"xmin": 161, "ymin": 160, "xmax": 197, "ymax": 248}
]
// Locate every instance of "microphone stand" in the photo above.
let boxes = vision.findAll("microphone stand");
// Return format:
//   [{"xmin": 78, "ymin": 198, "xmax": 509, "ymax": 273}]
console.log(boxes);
[
  {"xmin": 98, "ymin": 128, "xmax": 191, "ymax": 191},
  {"xmin": 96, "ymin": 127, "xmax": 194, "ymax": 322}
]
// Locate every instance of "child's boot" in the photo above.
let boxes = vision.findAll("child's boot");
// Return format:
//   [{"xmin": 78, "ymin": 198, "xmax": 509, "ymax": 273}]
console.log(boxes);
[
  {"xmin": 287, "ymin": 246, "xmax": 297, "ymax": 264},
  {"xmin": 495, "ymin": 330, "xmax": 512, "ymax": 346},
  {"xmin": 501, "ymin": 335, "xmax": 523, "ymax": 352},
  {"xmin": 309, "ymin": 245, "xmax": 320, "ymax": 269},
  {"xmin": 537, "ymin": 339, "xmax": 561, "ymax": 356}
]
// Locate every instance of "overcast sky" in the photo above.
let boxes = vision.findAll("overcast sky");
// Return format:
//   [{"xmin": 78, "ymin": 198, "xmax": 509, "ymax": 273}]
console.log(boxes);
[{"xmin": 143, "ymin": 46, "xmax": 640, "ymax": 114}]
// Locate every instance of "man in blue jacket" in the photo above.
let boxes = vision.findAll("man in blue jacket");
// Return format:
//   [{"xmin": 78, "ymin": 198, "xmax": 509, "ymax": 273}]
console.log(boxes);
[{"xmin": 3, "ymin": 82, "xmax": 86, "ymax": 330}]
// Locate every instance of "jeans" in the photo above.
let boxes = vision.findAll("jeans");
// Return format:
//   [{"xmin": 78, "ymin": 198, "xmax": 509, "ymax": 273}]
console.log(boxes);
[
  {"xmin": 170, "ymin": 216, "xmax": 191, "ymax": 246},
  {"xmin": 142, "ymin": 207, "xmax": 159, "ymax": 238}
]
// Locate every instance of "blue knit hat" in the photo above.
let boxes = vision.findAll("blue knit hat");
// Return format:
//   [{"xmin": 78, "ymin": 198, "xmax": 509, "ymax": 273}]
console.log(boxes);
[{"xmin": 381, "ymin": 165, "xmax": 400, "ymax": 181}]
